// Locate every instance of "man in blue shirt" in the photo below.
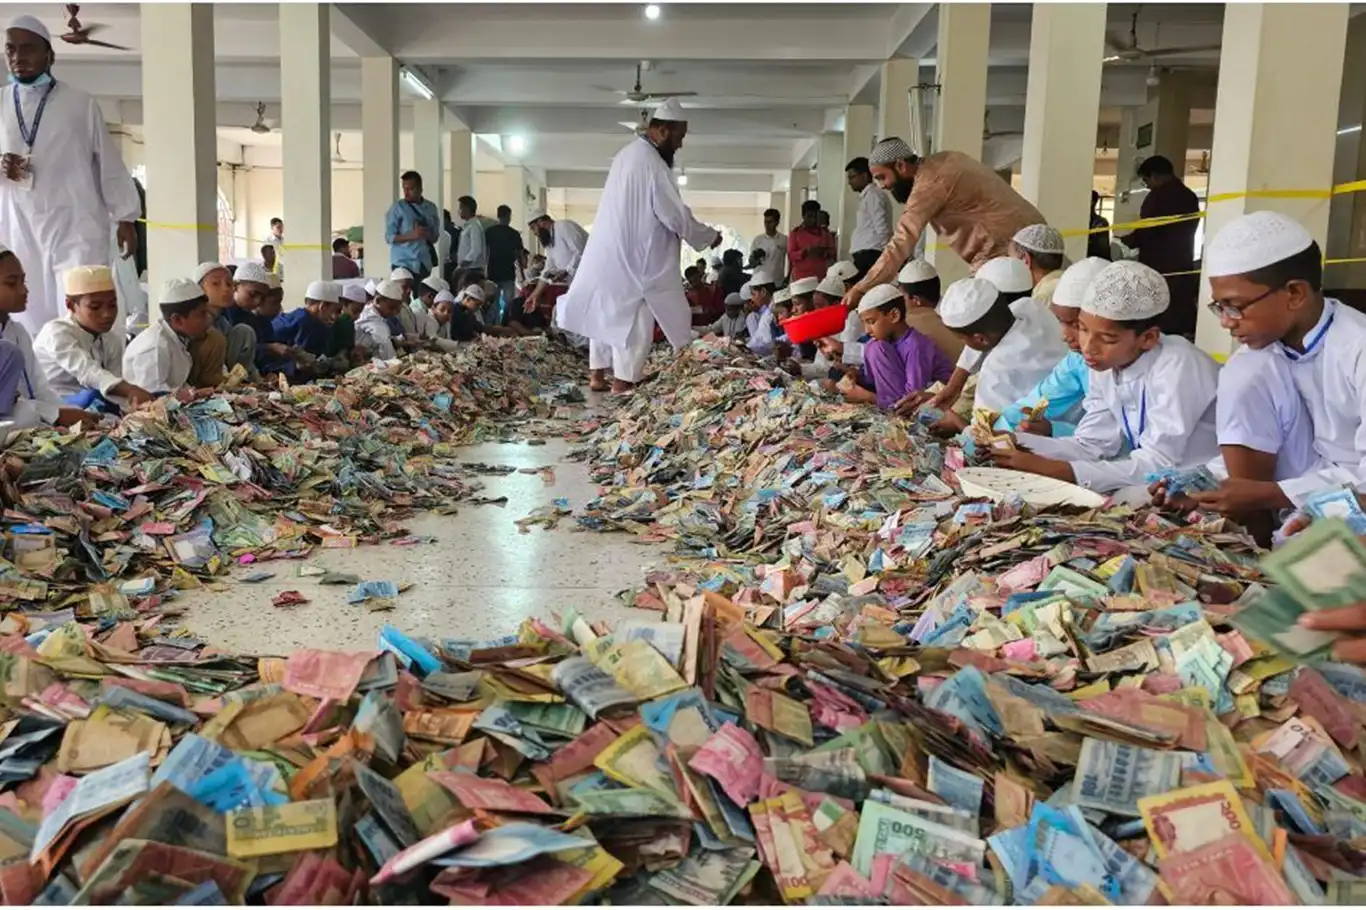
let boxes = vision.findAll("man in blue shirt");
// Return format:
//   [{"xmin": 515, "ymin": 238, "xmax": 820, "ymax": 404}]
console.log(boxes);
[{"xmin": 385, "ymin": 171, "xmax": 442, "ymax": 275}]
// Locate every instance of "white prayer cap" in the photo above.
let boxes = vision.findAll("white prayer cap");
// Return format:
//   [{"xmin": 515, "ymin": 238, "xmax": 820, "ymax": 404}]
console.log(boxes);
[
  {"xmin": 1051, "ymin": 257, "xmax": 1110, "ymax": 310},
  {"xmin": 773, "ymin": 287, "xmax": 792, "ymax": 304},
  {"xmin": 234, "ymin": 261, "xmax": 272, "ymax": 285},
  {"xmin": 724, "ymin": 292, "xmax": 744, "ymax": 307},
  {"xmin": 341, "ymin": 284, "xmax": 368, "ymax": 304},
  {"xmin": 897, "ymin": 259, "xmax": 938, "ymax": 284},
  {"xmin": 652, "ymin": 97, "xmax": 687, "ymax": 122},
  {"xmin": 305, "ymin": 280, "xmax": 339, "ymax": 304},
  {"xmin": 827, "ymin": 260, "xmax": 858, "ymax": 283},
  {"xmin": 434, "ymin": 289, "xmax": 457, "ymax": 305},
  {"xmin": 364, "ymin": 279, "xmax": 378, "ymax": 296},
  {"xmin": 976, "ymin": 256, "xmax": 1033, "ymax": 294},
  {"xmin": 1011, "ymin": 224, "xmax": 1065, "ymax": 256},
  {"xmin": 7, "ymin": 15, "xmax": 50, "ymax": 45},
  {"xmin": 375, "ymin": 279, "xmax": 404, "ymax": 301},
  {"xmin": 1082, "ymin": 260, "xmax": 1169, "ymax": 321},
  {"xmin": 739, "ymin": 281, "xmax": 752, "ymax": 300},
  {"xmin": 389, "ymin": 267, "xmax": 414, "ymax": 282},
  {"xmin": 789, "ymin": 277, "xmax": 819, "ymax": 297},
  {"xmin": 816, "ymin": 274, "xmax": 846, "ymax": 298},
  {"xmin": 857, "ymin": 284, "xmax": 903, "ymax": 314},
  {"xmin": 869, "ymin": 137, "xmax": 915, "ymax": 166},
  {"xmin": 750, "ymin": 266, "xmax": 779, "ymax": 288},
  {"xmin": 193, "ymin": 262, "xmax": 228, "ymax": 284},
  {"xmin": 421, "ymin": 275, "xmax": 450, "ymax": 294},
  {"xmin": 159, "ymin": 277, "xmax": 206, "ymax": 307},
  {"xmin": 1205, "ymin": 211, "xmax": 1315, "ymax": 278},
  {"xmin": 64, "ymin": 265, "xmax": 114, "ymax": 296},
  {"xmin": 264, "ymin": 272, "xmax": 281, "ymax": 290},
  {"xmin": 528, "ymin": 210, "xmax": 549, "ymax": 225},
  {"xmin": 938, "ymin": 278, "xmax": 1001, "ymax": 329},
  {"xmin": 459, "ymin": 284, "xmax": 486, "ymax": 303}
]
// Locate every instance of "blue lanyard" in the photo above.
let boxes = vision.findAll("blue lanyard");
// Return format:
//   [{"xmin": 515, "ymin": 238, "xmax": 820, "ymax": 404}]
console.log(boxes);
[
  {"xmin": 13, "ymin": 80, "xmax": 56, "ymax": 152},
  {"xmin": 1121, "ymin": 387, "xmax": 1146, "ymax": 451},
  {"xmin": 1282, "ymin": 312, "xmax": 1335, "ymax": 362}
]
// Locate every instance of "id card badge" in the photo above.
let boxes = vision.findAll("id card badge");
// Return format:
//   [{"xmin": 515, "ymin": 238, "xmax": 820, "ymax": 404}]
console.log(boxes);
[{"xmin": 5, "ymin": 155, "xmax": 34, "ymax": 191}]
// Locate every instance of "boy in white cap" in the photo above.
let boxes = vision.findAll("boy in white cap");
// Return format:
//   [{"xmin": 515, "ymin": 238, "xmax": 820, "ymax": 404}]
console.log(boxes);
[
  {"xmin": 745, "ymin": 270, "xmax": 781, "ymax": 356},
  {"xmin": 1010, "ymin": 224, "xmax": 1067, "ymax": 305},
  {"xmin": 895, "ymin": 259, "xmax": 963, "ymax": 367},
  {"xmin": 328, "ymin": 284, "xmax": 368, "ymax": 370},
  {"xmin": 122, "ymin": 278, "xmax": 213, "ymax": 395},
  {"xmin": 35, "ymin": 265, "xmax": 151, "ymax": 411},
  {"xmin": 995, "ymin": 260, "xmax": 1220, "ymax": 497},
  {"xmin": 355, "ymin": 279, "xmax": 405, "ymax": 360},
  {"xmin": 993, "ymin": 257, "xmax": 1109, "ymax": 438},
  {"xmin": 274, "ymin": 280, "xmax": 343, "ymax": 375},
  {"xmin": 705, "ymin": 292, "xmax": 748, "ymax": 340},
  {"xmin": 844, "ymin": 284, "xmax": 954, "ymax": 409},
  {"xmin": 389, "ymin": 267, "xmax": 415, "ymax": 303},
  {"xmin": 187, "ymin": 262, "xmax": 255, "ymax": 386}
]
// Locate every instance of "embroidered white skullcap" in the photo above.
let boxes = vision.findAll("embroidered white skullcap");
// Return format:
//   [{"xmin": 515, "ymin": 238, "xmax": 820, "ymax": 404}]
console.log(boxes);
[
  {"xmin": 64, "ymin": 265, "xmax": 114, "ymax": 296},
  {"xmin": 341, "ymin": 284, "xmax": 368, "ymax": 304},
  {"xmin": 1205, "ymin": 211, "xmax": 1315, "ymax": 278},
  {"xmin": 364, "ymin": 279, "xmax": 378, "ymax": 296},
  {"xmin": 827, "ymin": 260, "xmax": 858, "ymax": 283},
  {"xmin": 263, "ymin": 272, "xmax": 281, "ymax": 290},
  {"xmin": 434, "ymin": 289, "xmax": 457, "ymax": 305},
  {"xmin": 773, "ymin": 286, "xmax": 792, "ymax": 304},
  {"xmin": 234, "ymin": 261, "xmax": 272, "ymax": 285},
  {"xmin": 159, "ymin": 277, "xmax": 206, "ymax": 307},
  {"xmin": 1011, "ymin": 224, "xmax": 1065, "ymax": 256},
  {"xmin": 7, "ymin": 15, "xmax": 50, "ymax": 45},
  {"xmin": 789, "ymin": 277, "xmax": 819, "ymax": 297},
  {"xmin": 304, "ymin": 280, "xmax": 339, "ymax": 304},
  {"xmin": 897, "ymin": 259, "xmax": 938, "ymax": 284},
  {"xmin": 389, "ymin": 267, "xmax": 414, "ymax": 282},
  {"xmin": 458, "ymin": 284, "xmax": 486, "ymax": 303},
  {"xmin": 193, "ymin": 262, "xmax": 228, "ymax": 285},
  {"xmin": 816, "ymin": 274, "xmax": 846, "ymax": 298},
  {"xmin": 938, "ymin": 278, "xmax": 1000, "ymax": 329},
  {"xmin": 421, "ymin": 275, "xmax": 450, "ymax": 294},
  {"xmin": 375, "ymin": 279, "xmax": 405, "ymax": 300},
  {"xmin": 1082, "ymin": 260, "xmax": 1170, "ymax": 321},
  {"xmin": 739, "ymin": 281, "xmax": 753, "ymax": 300},
  {"xmin": 1051, "ymin": 257, "xmax": 1110, "ymax": 310},
  {"xmin": 857, "ymin": 284, "xmax": 903, "ymax": 314},
  {"xmin": 869, "ymin": 137, "xmax": 916, "ymax": 166},
  {"xmin": 975, "ymin": 257, "xmax": 1033, "ymax": 294},
  {"xmin": 528, "ymin": 210, "xmax": 549, "ymax": 225},
  {"xmin": 653, "ymin": 98, "xmax": 687, "ymax": 122}
]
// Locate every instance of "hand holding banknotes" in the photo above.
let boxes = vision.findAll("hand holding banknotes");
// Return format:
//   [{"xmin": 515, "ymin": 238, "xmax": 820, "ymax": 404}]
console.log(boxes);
[
  {"xmin": 1189, "ymin": 479, "xmax": 1292, "ymax": 515},
  {"xmin": 1298, "ymin": 603, "xmax": 1366, "ymax": 663}
]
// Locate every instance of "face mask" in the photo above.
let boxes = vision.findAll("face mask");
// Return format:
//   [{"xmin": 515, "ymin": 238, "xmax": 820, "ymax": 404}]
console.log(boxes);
[{"xmin": 9, "ymin": 72, "xmax": 52, "ymax": 87}]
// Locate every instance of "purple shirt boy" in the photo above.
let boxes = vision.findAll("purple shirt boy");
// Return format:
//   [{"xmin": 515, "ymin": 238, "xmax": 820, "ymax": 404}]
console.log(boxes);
[{"xmin": 862, "ymin": 328, "xmax": 954, "ymax": 410}]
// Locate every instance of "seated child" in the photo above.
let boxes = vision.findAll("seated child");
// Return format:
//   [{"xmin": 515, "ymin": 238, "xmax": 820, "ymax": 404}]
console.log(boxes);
[
  {"xmin": 36, "ymin": 265, "xmax": 152, "ymax": 412},
  {"xmin": 274, "ymin": 280, "xmax": 343, "ymax": 374},
  {"xmin": 0, "ymin": 245, "xmax": 91, "ymax": 441},
  {"xmin": 842, "ymin": 284, "xmax": 954, "ymax": 409},
  {"xmin": 253, "ymin": 279, "xmax": 298, "ymax": 378},
  {"xmin": 123, "ymin": 277, "xmax": 213, "ymax": 395},
  {"xmin": 931, "ymin": 259, "xmax": 1069, "ymax": 435},
  {"xmin": 190, "ymin": 262, "xmax": 256, "ymax": 386},
  {"xmin": 745, "ymin": 275, "xmax": 778, "ymax": 355},
  {"xmin": 329, "ymin": 284, "xmax": 368, "ymax": 370},
  {"xmin": 1010, "ymin": 224, "xmax": 1066, "ymax": 306},
  {"xmin": 994, "ymin": 257, "xmax": 1109, "ymax": 437},
  {"xmin": 355, "ymin": 279, "xmax": 404, "ymax": 360},
  {"xmin": 895, "ymin": 260, "xmax": 962, "ymax": 365},
  {"xmin": 996, "ymin": 260, "xmax": 1220, "ymax": 496},
  {"xmin": 413, "ymin": 274, "xmax": 448, "ymax": 326},
  {"xmin": 826, "ymin": 260, "xmax": 859, "ymax": 286},
  {"xmin": 706, "ymin": 293, "xmax": 748, "ymax": 339}
]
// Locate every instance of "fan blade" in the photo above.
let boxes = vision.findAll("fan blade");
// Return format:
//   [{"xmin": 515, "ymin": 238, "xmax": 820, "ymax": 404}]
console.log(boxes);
[
  {"xmin": 77, "ymin": 22, "xmax": 104, "ymax": 36},
  {"xmin": 82, "ymin": 38, "xmax": 130, "ymax": 50},
  {"xmin": 1142, "ymin": 44, "xmax": 1222, "ymax": 58},
  {"xmin": 642, "ymin": 91, "xmax": 698, "ymax": 98}
]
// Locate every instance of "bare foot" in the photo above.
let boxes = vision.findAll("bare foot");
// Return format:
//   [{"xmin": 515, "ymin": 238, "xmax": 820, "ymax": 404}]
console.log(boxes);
[
  {"xmin": 588, "ymin": 369, "xmax": 609, "ymax": 392},
  {"xmin": 611, "ymin": 379, "xmax": 636, "ymax": 395}
]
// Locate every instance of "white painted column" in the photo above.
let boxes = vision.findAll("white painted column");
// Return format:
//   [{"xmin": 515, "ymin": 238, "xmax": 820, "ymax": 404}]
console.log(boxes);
[
  {"xmin": 361, "ymin": 56, "xmax": 398, "ymax": 277},
  {"xmin": 1194, "ymin": 3, "xmax": 1349, "ymax": 355},
  {"xmin": 787, "ymin": 169, "xmax": 809, "ymax": 230},
  {"xmin": 878, "ymin": 57, "xmax": 919, "ymax": 145},
  {"xmin": 1113, "ymin": 107, "xmax": 1142, "ymax": 227},
  {"xmin": 414, "ymin": 99, "xmax": 446, "ymax": 249},
  {"xmin": 504, "ymin": 166, "xmax": 531, "ymax": 238},
  {"xmin": 930, "ymin": 2, "xmax": 990, "ymax": 281},
  {"xmin": 769, "ymin": 191, "xmax": 786, "ymax": 226},
  {"xmin": 1019, "ymin": 4, "xmax": 1106, "ymax": 261},
  {"xmin": 1328, "ymin": 14, "xmax": 1366, "ymax": 289},
  {"xmin": 840, "ymin": 104, "xmax": 875, "ymax": 257},
  {"xmin": 279, "ymin": 3, "xmax": 331, "ymax": 300},
  {"xmin": 140, "ymin": 3, "xmax": 217, "ymax": 317},
  {"xmin": 816, "ymin": 132, "xmax": 844, "ymax": 225},
  {"xmin": 448, "ymin": 129, "xmax": 475, "ymax": 212}
]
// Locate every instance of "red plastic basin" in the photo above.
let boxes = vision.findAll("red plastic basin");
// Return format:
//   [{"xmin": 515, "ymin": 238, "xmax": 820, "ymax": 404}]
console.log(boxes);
[{"xmin": 780, "ymin": 305, "xmax": 848, "ymax": 343}]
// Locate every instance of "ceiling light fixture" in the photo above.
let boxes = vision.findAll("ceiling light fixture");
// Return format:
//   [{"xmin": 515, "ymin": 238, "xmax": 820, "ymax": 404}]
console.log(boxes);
[
  {"xmin": 508, "ymin": 134, "xmax": 527, "ymax": 154},
  {"xmin": 399, "ymin": 67, "xmax": 434, "ymax": 101},
  {"xmin": 1339, "ymin": 124, "xmax": 1363, "ymax": 135},
  {"xmin": 676, "ymin": 168, "xmax": 688, "ymax": 187},
  {"xmin": 645, "ymin": 4, "xmax": 661, "ymax": 20}
]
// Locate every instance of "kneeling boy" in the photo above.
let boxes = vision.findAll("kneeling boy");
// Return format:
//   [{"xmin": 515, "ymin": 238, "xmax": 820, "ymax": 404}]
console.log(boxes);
[
  {"xmin": 123, "ymin": 278, "xmax": 213, "ymax": 395},
  {"xmin": 36, "ymin": 265, "xmax": 152, "ymax": 411},
  {"xmin": 842, "ymin": 283, "xmax": 952, "ymax": 408}
]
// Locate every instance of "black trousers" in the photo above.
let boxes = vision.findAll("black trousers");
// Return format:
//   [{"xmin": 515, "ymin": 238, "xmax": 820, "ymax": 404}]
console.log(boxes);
[{"xmin": 852, "ymin": 249, "xmax": 881, "ymax": 280}]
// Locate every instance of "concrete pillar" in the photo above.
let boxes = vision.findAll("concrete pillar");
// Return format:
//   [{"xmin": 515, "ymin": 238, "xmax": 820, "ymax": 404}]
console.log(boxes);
[
  {"xmin": 769, "ymin": 192, "xmax": 786, "ymax": 230},
  {"xmin": 1019, "ymin": 4, "xmax": 1106, "ymax": 261},
  {"xmin": 878, "ymin": 57, "xmax": 919, "ymax": 145},
  {"xmin": 930, "ymin": 2, "xmax": 990, "ymax": 281},
  {"xmin": 448, "ymin": 129, "xmax": 475, "ymax": 214},
  {"xmin": 504, "ymin": 166, "xmax": 531, "ymax": 238},
  {"xmin": 1328, "ymin": 14, "xmax": 1366, "ymax": 289},
  {"xmin": 816, "ymin": 132, "xmax": 845, "ymax": 225},
  {"xmin": 1113, "ymin": 107, "xmax": 1142, "ymax": 227},
  {"xmin": 140, "ymin": 4, "xmax": 217, "ymax": 317},
  {"xmin": 840, "ymin": 104, "xmax": 876, "ymax": 257},
  {"xmin": 1149, "ymin": 73, "xmax": 1193, "ymax": 170},
  {"xmin": 1194, "ymin": 3, "xmax": 1349, "ymax": 355},
  {"xmin": 787, "ymin": 169, "xmax": 810, "ymax": 229},
  {"xmin": 279, "ymin": 3, "xmax": 331, "ymax": 300},
  {"xmin": 361, "ymin": 56, "xmax": 398, "ymax": 276},
  {"xmin": 413, "ymin": 99, "xmax": 445, "ymax": 271}
]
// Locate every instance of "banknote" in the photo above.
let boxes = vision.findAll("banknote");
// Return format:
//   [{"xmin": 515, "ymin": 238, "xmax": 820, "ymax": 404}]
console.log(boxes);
[
  {"xmin": 1305, "ymin": 486, "xmax": 1366, "ymax": 535},
  {"xmin": 573, "ymin": 786, "xmax": 693, "ymax": 818},
  {"xmin": 433, "ymin": 822, "xmax": 587, "ymax": 868},
  {"xmin": 650, "ymin": 847, "xmax": 757, "ymax": 905},
  {"xmin": 892, "ymin": 853, "xmax": 1004, "ymax": 905},
  {"xmin": 225, "ymin": 799, "xmax": 338, "ymax": 859},
  {"xmin": 594, "ymin": 724, "xmax": 677, "ymax": 797},
  {"xmin": 354, "ymin": 762, "xmax": 423, "ymax": 846},
  {"xmin": 688, "ymin": 722, "xmax": 764, "ymax": 806},
  {"xmin": 926, "ymin": 755, "xmax": 984, "ymax": 815},
  {"xmin": 1156, "ymin": 833, "xmax": 1295, "ymax": 905},
  {"xmin": 430, "ymin": 771, "xmax": 556, "ymax": 815},
  {"xmin": 1289, "ymin": 666, "xmax": 1359, "ymax": 750},
  {"xmin": 1326, "ymin": 878, "xmax": 1366, "ymax": 904},
  {"xmin": 72, "ymin": 839, "xmax": 253, "ymax": 905},
  {"xmin": 1264, "ymin": 517, "xmax": 1366, "ymax": 609},
  {"xmin": 849, "ymin": 799, "xmax": 986, "ymax": 877},
  {"xmin": 77, "ymin": 781, "xmax": 225, "ymax": 880},
  {"xmin": 763, "ymin": 748, "xmax": 868, "ymax": 801},
  {"xmin": 282, "ymin": 648, "xmax": 378, "ymax": 701},
  {"xmin": 96, "ymin": 686, "xmax": 199, "ymax": 726},
  {"xmin": 1137, "ymin": 780, "xmax": 1265, "ymax": 859},
  {"xmin": 745, "ymin": 686, "xmax": 814, "ymax": 746},
  {"xmin": 1071, "ymin": 737, "xmax": 1182, "ymax": 817},
  {"xmin": 756, "ymin": 795, "xmax": 813, "ymax": 902},
  {"xmin": 866, "ymin": 789, "xmax": 980, "ymax": 836},
  {"xmin": 597, "ymin": 638, "xmax": 688, "ymax": 701},
  {"xmin": 419, "ymin": 670, "xmax": 482, "ymax": 703},
  {"xmin": 1229, "ymin": 587, "xmax": 1340, "ymax": 663},
  {"xmin": 994, "ymin": 772, "xmax": 1034, "ymax": 830},
  {"xmin": 639, "ymin": 688, "xmax": 720, "ymax": 749},
  {"xmin": 370, "ymin": 818, "xmax": 485, "ymax": 885},
  {"xmin": 31, "ymin": 750, "xmax": 150, "ymax": 866},
  {"xmin": 551, "ymin": 656, "xmax": 637, "ymax": 718}
]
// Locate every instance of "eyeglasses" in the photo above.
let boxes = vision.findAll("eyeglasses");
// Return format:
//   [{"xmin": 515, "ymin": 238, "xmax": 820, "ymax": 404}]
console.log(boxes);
[{"xmin": 1205, "ymin": 284, "xmax": 1284, "ymax": 321}]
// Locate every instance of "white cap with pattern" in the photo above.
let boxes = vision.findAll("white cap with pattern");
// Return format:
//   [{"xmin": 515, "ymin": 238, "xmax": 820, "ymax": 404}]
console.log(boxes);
[
  {"xmin": 897, "ymin": 259, "xmax": 937, "ymax": 284},
  {"xmin": 234, "ymin": 261, "xmax": 272, "ymax": 285},
  {"xmin": 938, "ymin": 278, "xmax": 1000, "ymax": 329},
  {"xmin": 1011, "ymin": 224, "xmax": 1065, "ymax": 256},
  {"xmin": 193, "ymin": 262, "xmax": 228, "ymax": 284},
  {"xmin": 857, "ymin": 284, "xmax": 903, "ymax": 314},
  {"xmin": 421, "ymin": 275, "xmax": 451, "ymax": 294},
  {"xmin": 975, "ymin": 257, "xmax": 1033, "ymax": 294},
  {"xmin": 64, "ymin": 266, "xmax": 114, "ymax": 296},
  {"xmin": 389, "ymin": 267, "xmax": 414, "ymax": 282},
  {"xmin": 160, "ymin": 277, "xmax": 206, "ymax": 307},
  {"xmin": 653, "ymin": 98, "xmax": 687, "ymax": 122},
  {"xmin": 341, "ymin": 284, "xmax": 368, "ymax": 304},
  {"xmin": 434, "ymin": 290, "xmax": 457, "ymax": 305},
  {"xmin": 1205, "ymin": 211, "xmax": 1315, "ymax": 278},
  {"xmin": 773, "ymin": 287, "xmax": 792, "ymax": 304},
  {"xmin": 1051, "ymin": 258, "xmax": 1110, "ymax": 310},
  {"xmin": 816, "ymin": 274, "xmax": 846, "ymax": 298},
  {"xmin": 1082, "ymin": 260, "xmax": 1170, "ymax": 321},
  {"xmin": 305, "ymin": 280, "xmax": 339, "ymax": 304},
  {"xmin": 375, "ymin": 279, "xmax": 405, "ymax": 300},
  {"xmin": 789, "ymin": 276, "xmax": 820, "ymax": 297},
  {"xmin": 827, "ymin": 260, "xmax": 858, "ymax": 283}
]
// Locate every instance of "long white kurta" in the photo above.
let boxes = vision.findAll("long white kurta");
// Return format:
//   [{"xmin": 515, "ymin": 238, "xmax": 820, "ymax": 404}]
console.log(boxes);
[
  {"xmin": 0, "ymin": 80, "xmax": 141, "ymax": 337},
  {"xmin": 0, "ymin": 314, "xmax": 61, "ymax": 444},
  {"xmin": 1214, "ymin": 344, "xmax": 1322, "ymax": 482},
  {"xmin": 33, "ymin": 314, "xmax": 127, "ymax": 398},
  {"xmin": 959, "ymin": 297, "xmax": 1070, "ymax": 413},
  {"xmin": 1018, "ymin": 335, "xmax": 1221, "ymax": 493},
  {"xmin": 122, "ymin": 319, "xmax": 191, "ymax": 395},
  {"xmin": 556, "ymin": 136, "xmax": 718, "ymax": 354}
]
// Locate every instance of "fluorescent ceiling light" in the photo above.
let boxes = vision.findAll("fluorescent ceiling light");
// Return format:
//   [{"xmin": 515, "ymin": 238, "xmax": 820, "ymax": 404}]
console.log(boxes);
[
  {"xmin": 400, "ymin": 67, "xmax": 434, "ymax": 101},
  {"xmin": 1339, "ymin": 124, "xmax": 1362, "ymax": 135},
  {"xmin": 676, "ymin": 172, "xmax": 687, "ymax": 186},
  {"xmin": 645, "ymin": 4, "xmax": 661, "ymax": 20},
  {"xmin": 507, "ymin": 134, "xmax": 527, "ymax": 154}
]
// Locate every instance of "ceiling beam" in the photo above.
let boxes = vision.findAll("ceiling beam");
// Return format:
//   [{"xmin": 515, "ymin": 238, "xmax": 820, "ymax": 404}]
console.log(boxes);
[
  {"xmin": 328, "ymin": 3, "xmax": 392, "ymax": 58},
  {"xmin": 547, "ymin": 169, "xmax": 777, "ymax": 193}
]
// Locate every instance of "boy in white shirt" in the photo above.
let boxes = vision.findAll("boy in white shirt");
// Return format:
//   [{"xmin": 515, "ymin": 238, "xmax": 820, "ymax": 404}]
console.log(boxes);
[
  {"xmin": 122, "ymin": 278, "xmax": 214, "ymax": 395},
  {"xmin": 996, "ymin": 260, "xmax": 1221, "ymax": 497},
  {"xmin": 355, "ymin": 279, "xmax": 404, "ymax": 361},
  {"xmin": 36, "ymin": 266, "xmax": 152, "ymax": 412}
]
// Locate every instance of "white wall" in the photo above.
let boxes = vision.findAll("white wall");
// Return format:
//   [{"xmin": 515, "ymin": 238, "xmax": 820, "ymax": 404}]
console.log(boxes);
[{"xmin": 546, "ymin": 188, "xmax": 768, "ymax": 246}]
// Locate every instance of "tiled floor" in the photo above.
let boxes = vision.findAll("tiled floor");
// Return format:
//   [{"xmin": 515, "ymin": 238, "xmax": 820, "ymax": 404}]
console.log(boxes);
[{"xmin": 179, "ymin": 437, "xmax": 663, "ymax": 654}]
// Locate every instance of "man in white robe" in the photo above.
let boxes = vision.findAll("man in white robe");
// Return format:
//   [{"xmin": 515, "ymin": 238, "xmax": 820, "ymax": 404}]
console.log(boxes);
[
  {"xmin": 556, "ymin": 98, "xmax": 720, "ymax": 393},
  {"xmin": 0, "ymin": 15, "xmax": 140, "ymax": 337}
]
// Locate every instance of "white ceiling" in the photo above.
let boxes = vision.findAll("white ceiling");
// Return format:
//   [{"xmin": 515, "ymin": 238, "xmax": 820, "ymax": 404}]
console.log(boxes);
[{"xmin": 28, "ymin": 2, "xmax": 1244, "ymax": 192}]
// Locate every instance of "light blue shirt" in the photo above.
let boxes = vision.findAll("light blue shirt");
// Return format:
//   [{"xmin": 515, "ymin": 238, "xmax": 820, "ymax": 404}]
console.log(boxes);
[
  {"xmin": 384, "ymin": 198, "xmax": 442, "ymax": 273},
  {"xmin": 995, "ymin": 350, "xmax": 1089, "ymax": 437}
]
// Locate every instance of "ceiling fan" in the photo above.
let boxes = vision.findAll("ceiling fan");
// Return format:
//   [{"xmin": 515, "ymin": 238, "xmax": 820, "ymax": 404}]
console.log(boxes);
[
  {"xmin": 249, "ymin": 102, "xmax": 273, "ymax": 135},
  {"xmin": 598, "ymin": 62, "xmax": 697, "ymax": 105},
  {"xmin": 60, "ymin": 4, "xmax": 131, "ymax": 51},
  {"xmin": 1103, "ymin": 8, "xmax": 1220, "ymax": 64}
]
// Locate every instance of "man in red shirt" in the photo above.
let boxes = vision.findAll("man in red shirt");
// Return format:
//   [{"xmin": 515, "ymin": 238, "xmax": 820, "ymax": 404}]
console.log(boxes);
[{"xmin": 787, "ymin": 200, "xmax": 836, "ymax": 282}]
